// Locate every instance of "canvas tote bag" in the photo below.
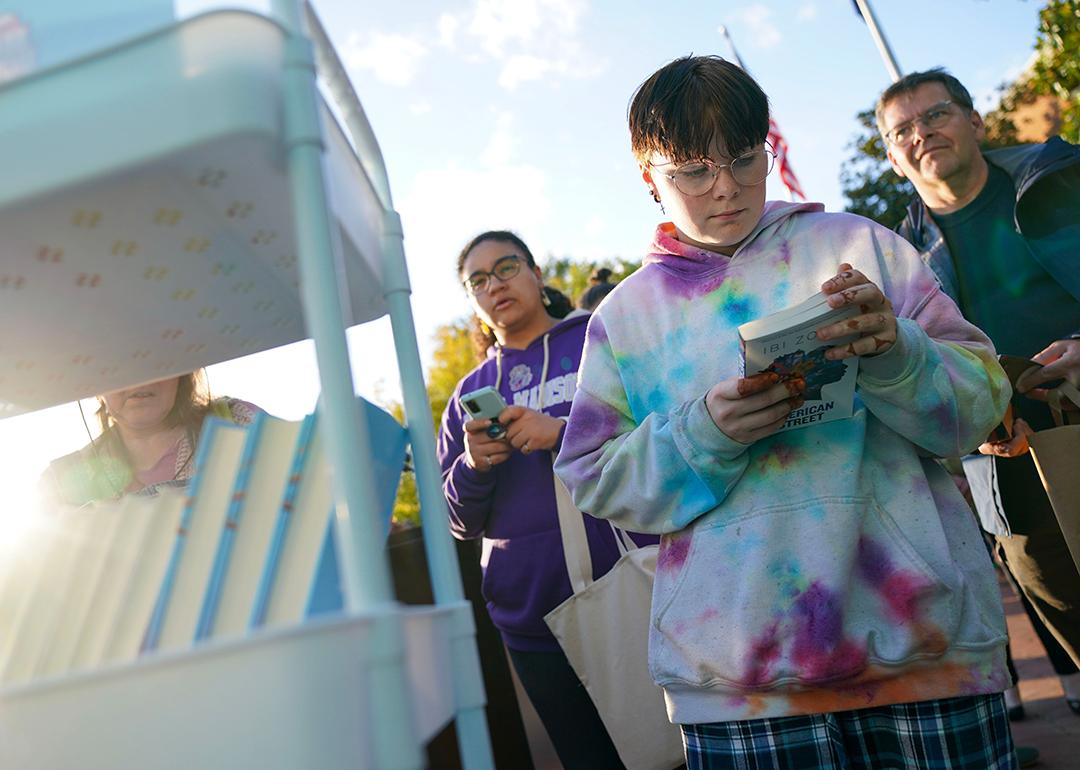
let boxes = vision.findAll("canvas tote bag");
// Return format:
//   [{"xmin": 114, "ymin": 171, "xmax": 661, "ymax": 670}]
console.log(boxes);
[
  {"xmin": 544, "ymin": 472, "xmax": 684, "ymax": 770},
  {"xmin": 1027, "ymin": 380, "xmax": 1080, "ymax": 573}
]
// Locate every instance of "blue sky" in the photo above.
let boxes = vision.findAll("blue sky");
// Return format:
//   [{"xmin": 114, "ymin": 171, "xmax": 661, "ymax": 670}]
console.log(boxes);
[{"xmin": 0, "ymin": 0, "xmax": 1047, "ymax": 516}]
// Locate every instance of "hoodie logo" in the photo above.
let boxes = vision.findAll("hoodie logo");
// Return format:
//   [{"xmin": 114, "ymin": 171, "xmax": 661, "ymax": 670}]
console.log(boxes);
[{"xmin": 508, "ymin": 363, "xmax": 533, "ymax": 391}]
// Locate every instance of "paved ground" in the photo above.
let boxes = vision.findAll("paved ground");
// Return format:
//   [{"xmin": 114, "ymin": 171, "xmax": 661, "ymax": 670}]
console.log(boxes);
[{"xmin": 1001, "ymin": 573, "xmax": 1080, "ymax": 768}]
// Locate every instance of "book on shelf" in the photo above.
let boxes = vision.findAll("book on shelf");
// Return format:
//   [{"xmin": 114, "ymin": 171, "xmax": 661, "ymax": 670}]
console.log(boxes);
[
  {"xmin": 738, "ymin": 291, "xmax": 861, "ymax": 433},
  {"xmin": 70, "ymin": 495, "xmax": 154, "ymax": 670},
  {"xmin": 35, "ymin": 501, "xmax": 125, "ymax": 678},
  {"xmin": 146, "ymin": 419, "xmax": 248, "ymax": 653},
  {"xmin": 253, "ymin": 413, "xmax": 335, "ymax": 628},
  {"xmin": 0, "ymin": 509, "xmax": 85, "ymax": 684},
  {"xmin": 100, "ymin": 491, "xmax": 185, "ymax": 664},
  {"xmin": 197, "ymin": 413, "xmax": 306, "ymax": 641}
]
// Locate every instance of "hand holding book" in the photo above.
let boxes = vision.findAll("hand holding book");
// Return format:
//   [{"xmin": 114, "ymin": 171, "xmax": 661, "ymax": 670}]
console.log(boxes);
[
  {"xmin": 705, "ymin": 372, "xmax": 807, "ymax": 445},
  {"xmin": 817, "ymin": 263, "xmax": 897, "ymax": 360}
]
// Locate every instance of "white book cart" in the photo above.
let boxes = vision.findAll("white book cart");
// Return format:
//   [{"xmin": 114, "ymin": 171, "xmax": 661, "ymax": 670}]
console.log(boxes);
[{"xmin": 0, "ymin": 2, "xmax": 495, "ymax": 768}]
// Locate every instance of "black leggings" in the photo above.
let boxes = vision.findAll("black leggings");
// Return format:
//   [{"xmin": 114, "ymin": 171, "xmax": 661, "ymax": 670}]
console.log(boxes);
[{"xmin": 508, "ymin": 646, "xmax": 626, "ymax": 770}]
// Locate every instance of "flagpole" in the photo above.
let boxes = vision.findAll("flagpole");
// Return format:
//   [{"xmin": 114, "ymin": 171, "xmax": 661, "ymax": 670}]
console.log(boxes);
[
  {"xmin": 717, "ymin": 25, "xmax": 747, "ymax": 71},
  {"xmin": 718, "ymin": 24, "xmax": 802, "ymax": 202},
  {"xmin": 853, "ymin": 0, "xmax": 903, "ymax": 82}
]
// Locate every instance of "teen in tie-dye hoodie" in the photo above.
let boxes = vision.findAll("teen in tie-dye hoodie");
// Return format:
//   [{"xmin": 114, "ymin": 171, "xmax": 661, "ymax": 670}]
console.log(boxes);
[{"xmin": 554, "ymin": 56, "xmax": 1016, "ymax": 766}]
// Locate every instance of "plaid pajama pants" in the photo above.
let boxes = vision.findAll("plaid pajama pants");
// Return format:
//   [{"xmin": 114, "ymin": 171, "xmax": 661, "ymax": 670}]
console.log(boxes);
[{"xmin": 682, "ymin": 694, "xmax": 1017, "ymax": 770}]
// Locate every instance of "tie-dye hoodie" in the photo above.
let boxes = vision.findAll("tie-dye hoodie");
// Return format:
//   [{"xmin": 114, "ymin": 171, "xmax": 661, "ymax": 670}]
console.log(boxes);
[{"xmin": 554, "ymin": 201, "xmax": 1012, "ymax": 724}]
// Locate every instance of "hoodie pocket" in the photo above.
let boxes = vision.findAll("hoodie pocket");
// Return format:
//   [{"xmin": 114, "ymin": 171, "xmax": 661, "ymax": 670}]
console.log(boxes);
[
  {"xmin": 650, "ymin": 496, "xmax": 964, "ymax": 690},
  {"xmin": 481, "ymin": 529, "xmax": 572, "ymax": 638}
]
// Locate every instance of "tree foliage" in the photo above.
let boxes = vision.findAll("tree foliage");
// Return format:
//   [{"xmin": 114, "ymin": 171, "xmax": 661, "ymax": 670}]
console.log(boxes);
[
  {"xmin": 986, "ymin": 0, "xmax": 1080, "ymax": 145},
  {"xmin": 840, "ymin": 108, "xmax": 916, "ymax": 230},
  {"xmin": 541, "ymin": 256, "xmax": 640, "ymax": 305}
]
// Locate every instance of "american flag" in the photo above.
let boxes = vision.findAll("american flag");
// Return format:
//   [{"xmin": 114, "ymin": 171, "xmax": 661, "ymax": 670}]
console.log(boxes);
[
  {"xmin": 718, "ymin": 25, "xmax": 806, "ymax": 201},
  {"xmin": 766, "ymin": 117, "xmax": 805, "ymax": 201}
]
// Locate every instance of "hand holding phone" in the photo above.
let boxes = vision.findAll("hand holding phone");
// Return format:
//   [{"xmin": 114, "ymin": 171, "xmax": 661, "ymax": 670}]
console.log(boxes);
[{"xmin": 460, "ymin": 386, "xmax": 509, "ymax": 438}]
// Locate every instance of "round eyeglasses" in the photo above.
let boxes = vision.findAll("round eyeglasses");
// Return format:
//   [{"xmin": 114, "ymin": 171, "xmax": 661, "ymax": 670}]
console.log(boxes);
[
  {"xmin": 884, "ymin": 101, "xmax": 957, "ymax": 147},
  {"xmin": 650, "ymin": 146, "xmax": 776, "ymax": 197},
  {"xmin": 463, "ymin": 255, "xmax": 523, "ymax": 295}
]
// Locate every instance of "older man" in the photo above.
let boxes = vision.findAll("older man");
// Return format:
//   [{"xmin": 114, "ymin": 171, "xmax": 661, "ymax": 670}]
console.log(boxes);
[{"xmin": 878, "ymin": 68, "xmax": 1080, "ymax": 679}]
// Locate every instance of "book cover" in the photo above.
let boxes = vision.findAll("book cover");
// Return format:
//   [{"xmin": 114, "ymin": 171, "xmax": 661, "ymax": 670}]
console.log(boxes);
[
  {"xmin": 254, "ymin": 414, "xmax": 335, "ymax": 629},
  {"xmin": 34, "ymin": 501, "xmax": 125, "ymax": 678},
  {"xmin": 247, "ymin": 412, "xmax": 317, "ymax": 628},
  {"xmin": 144, "ymin": 418, "xmax": 248, "ymax": 653},
  {"xmin": 0, "ymin": 509, "xmax": 85, "ymax": 684},
  {"xmin": 69, "ymin": 495, "xmax": 154, "ymax": 671},
  {"xmin": 101, "ymin": 491, "xmax": 184, "ymax": 664},
  {"xmin": 738, "ymin": 292, "xmax": 861, "ymax": 433},
  {"xmin": 198, "ymin": 413, "xmax": 304, "ymax": 640}
]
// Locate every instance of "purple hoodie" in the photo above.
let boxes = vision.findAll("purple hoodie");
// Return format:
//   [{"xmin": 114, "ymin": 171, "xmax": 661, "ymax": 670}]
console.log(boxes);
[{"xmin": 438, "ymin": 310, "xmax": 657, "ymax": 651}]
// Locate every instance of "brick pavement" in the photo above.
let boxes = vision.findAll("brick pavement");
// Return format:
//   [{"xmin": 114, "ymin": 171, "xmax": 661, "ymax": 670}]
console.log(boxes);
[{"xmin": 1001, "ymin": 573, "xmax": 1080, "ymax": 768}]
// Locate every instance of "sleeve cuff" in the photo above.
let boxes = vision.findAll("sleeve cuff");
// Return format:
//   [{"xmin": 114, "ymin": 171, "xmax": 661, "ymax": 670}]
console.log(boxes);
[
  {"xmin": 858, "ymin": 318, "xmax": 923, "ymax": 385},
  {"xmin": 672, "ymin": 394, "xmax": 751, "ymax": 464}
]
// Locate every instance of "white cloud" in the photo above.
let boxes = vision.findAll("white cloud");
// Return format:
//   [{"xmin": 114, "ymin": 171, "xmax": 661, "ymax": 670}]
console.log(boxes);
[
  {"xmin": 584, "ymin": 215, "xmax": 605, "ymax": 237},
  {"xmin": 483, "ymin": 111, "xmax": 519, "ymax": 166},
  {"xmin": 342, "ymin": 32, "xmax": 429, "ymax": 87},
  {"xmin": 498, "ymin": 54, "xmax": 555, "ymax": 90},
  {"xmin": 797, "ymin": 3, "xmax": 818, "ymax": 21},
  {"xmin": 396, "ymin": 115, "xmax": 552, "ymax": 347},
  {"xmin": 438, "ymin": 13, "xmax": 460, "ymax": 49},
  {"xmin": 740, "ymin": 4, "xmax": 782, "ymax": 49},
  {"xmin": 442, "ymin": 0, "xmax": 605, "ymax": 90},
  {"xmin": 409, "ymin": 101, "xmax": 433, "ymax": 115}
]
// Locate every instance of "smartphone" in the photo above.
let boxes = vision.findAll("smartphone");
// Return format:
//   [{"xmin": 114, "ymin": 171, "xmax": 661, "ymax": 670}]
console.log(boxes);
[{"xmin": 460, "ymin": 386, "xmax": 509, "ymax": 439}]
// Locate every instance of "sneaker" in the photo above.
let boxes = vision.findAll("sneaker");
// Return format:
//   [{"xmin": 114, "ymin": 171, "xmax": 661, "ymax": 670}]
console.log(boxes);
[{"xmin": 1015, "ymin": 745, "xmax": 1040, "ymax": 768}]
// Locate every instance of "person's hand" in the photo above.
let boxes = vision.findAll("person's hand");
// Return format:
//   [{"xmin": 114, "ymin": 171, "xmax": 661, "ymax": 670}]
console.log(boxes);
[
  {"xmin": 499, "ymin": 406, "xmax": 565, "ymax": 455},
  {"xmin": 705, "ymin": 372, "xmax": 805, "ymax": 445},
  {"xmin": 1016, "ymin": 339, "xmax": 1080, "ymax": 407},
  {"xmin": 463, "ymin": 418, "xmax": 512, "ymax": 472},
  {"xmin": 817, "ymin": 263, "xmax": 898, "ymax": 360},
  {"xmin": 978, "ymin": 418, "xmax": 1034, "ymax": 458}
]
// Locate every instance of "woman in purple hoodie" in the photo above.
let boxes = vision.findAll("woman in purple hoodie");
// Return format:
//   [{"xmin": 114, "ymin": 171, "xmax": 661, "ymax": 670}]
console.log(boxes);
[{"xmin": 438, "ymin": 230, "xmax": 643, "ymax": 769}]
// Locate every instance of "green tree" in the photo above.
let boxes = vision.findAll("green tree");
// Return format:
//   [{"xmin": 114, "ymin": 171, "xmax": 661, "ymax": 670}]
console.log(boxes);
[
  {"xmin": 840, "ymin": 108, "xmax": 916, "ymax": 230},
  {"xmin": 389, "ymin": 318, "xmax": 476, "ymax": 527},
  {"xmin": 542, "ymin": 256, "xmax": 640, "ymax": 303},
  {"xmin": 986, "ymin": 0, "xmax": 1079, "ymax": 144}
]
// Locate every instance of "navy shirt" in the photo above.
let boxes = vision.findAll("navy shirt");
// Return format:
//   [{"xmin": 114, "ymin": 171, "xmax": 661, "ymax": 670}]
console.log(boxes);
[{"xmin": 932, "ymin": 164, "xmax": 1080, "ymax": 360}]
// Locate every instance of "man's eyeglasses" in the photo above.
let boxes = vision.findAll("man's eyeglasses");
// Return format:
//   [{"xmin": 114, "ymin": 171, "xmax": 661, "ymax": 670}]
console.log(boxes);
[
  {"xmin": 650, "ymin": 146, "xmax": 776, "ymax": 197},
  {"xmin": 463, "ymin": 255, "xmax": 523, "ymax": 295},
  {"xmin": 884, "ymin": 101, "xmax": 957, "ymax": 147}
]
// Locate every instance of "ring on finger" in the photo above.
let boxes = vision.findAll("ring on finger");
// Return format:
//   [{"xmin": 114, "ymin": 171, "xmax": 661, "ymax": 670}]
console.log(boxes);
[
  {"xmin": 522, "ymin": 442, "xmax": 531, "ymax": 454},
  {"xmin": 484, "ymin": 455, "xmax": 492, "ymax": 467}
]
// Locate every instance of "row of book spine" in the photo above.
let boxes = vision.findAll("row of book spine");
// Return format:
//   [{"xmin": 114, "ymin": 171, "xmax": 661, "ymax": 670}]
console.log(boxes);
[{"xmin": 0, "ymin": 406, "xmax": 390, "ymax": 687}]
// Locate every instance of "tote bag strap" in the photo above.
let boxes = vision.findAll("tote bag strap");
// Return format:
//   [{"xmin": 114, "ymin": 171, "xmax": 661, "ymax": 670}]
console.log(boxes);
[
  {"xmin": 552, "ymin": 457, "xmax": 593, "ymax": 594},
  {"xmin": 608, "ymin": 521, "xmax": 636, "ymax": 556}
]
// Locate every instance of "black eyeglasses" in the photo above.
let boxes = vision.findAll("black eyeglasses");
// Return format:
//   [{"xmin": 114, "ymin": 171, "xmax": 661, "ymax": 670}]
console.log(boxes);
[
  {"xmin": 884, "ymin": 101, "xmax": 957, "ymax": 147},
  {"xmin": 463, "ymin": 255, "xmax": 523, "ymax": 295}
]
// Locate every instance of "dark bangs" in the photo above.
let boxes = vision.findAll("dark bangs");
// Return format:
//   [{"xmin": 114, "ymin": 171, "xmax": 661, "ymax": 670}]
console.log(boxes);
[{"xmin": 629, "ymin": 55, "xmax": 770, "ymax": 164}]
